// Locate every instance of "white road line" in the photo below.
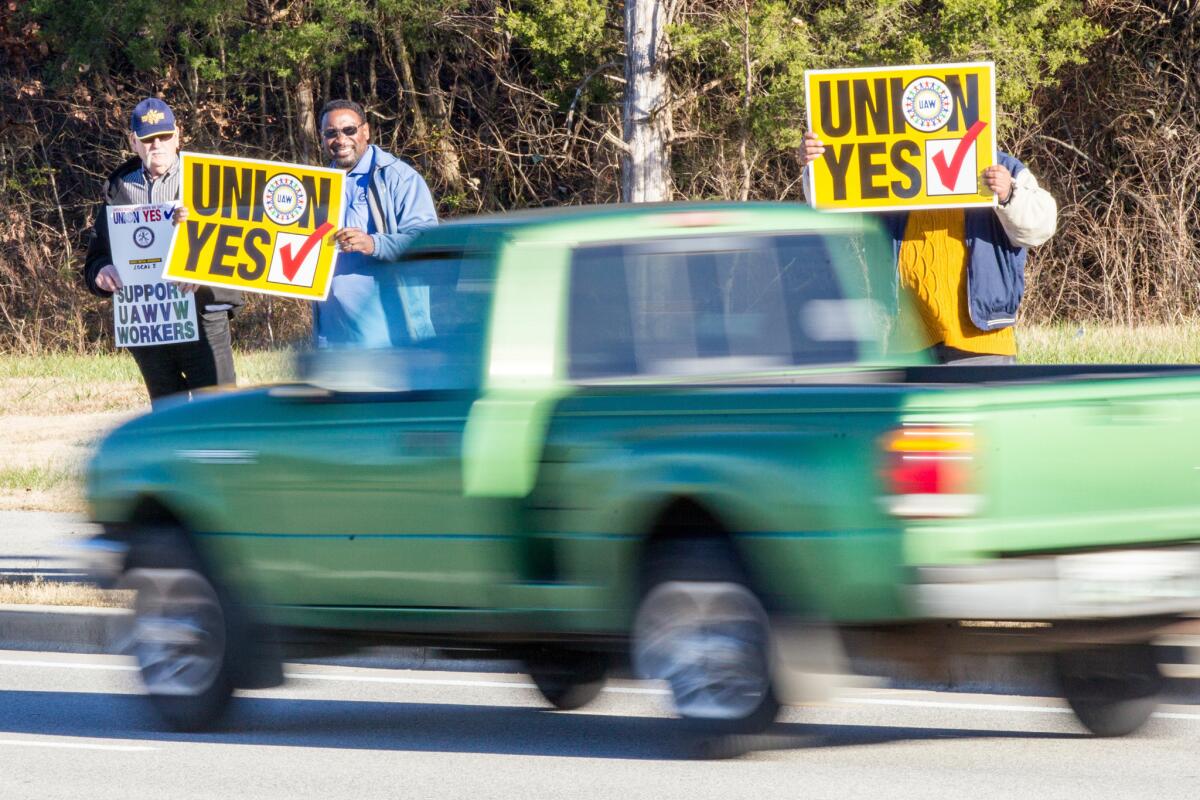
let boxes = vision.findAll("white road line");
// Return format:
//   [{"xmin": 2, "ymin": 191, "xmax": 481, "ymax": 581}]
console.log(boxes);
[
  {"xmin": 840, "ymin": 696, "xmax": 1200, "ymax": 721},
  {"xmin": 0, "ymin": 738, "xmax": 156, "ymax": 752},
  {"xmin": 0, "ymin": 657, "xmax": 670, "ymax": 694},
  {"xmin": 841, "ymin": 697, "xmax": 1072, "ymax": 715},
  {"xmin": 283, "ymin": 671, "xmax": 671, "ymax": 695},
  {"xmin": 0, "ymin": 658, "xmax": 137, "ymax": 672},
  {"xmin": 284, "ymin": 672, "xmax": 539, "ymax": 690}
]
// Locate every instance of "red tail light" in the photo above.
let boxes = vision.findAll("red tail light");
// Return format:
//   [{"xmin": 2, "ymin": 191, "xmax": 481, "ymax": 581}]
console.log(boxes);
[{"xmin": 881, "ymin": 424, "xmax": 980, "ymax": 518}]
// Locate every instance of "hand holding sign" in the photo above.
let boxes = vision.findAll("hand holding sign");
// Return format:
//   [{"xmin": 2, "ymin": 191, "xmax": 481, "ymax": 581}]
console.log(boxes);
[
  {"xmin": 983, "ymin": 163, "xmax": 1015, "ymax": 203},
  {"xmin": 799, "ymin": 131, "xmax": 826, "ymax": 167},
  {"xmin": 333, "ymin": 227, "xmax": 374, "ymax": 255},
  {"xmin": 96, "ymin": 264, "xmax": 123, "ymax": 293}
]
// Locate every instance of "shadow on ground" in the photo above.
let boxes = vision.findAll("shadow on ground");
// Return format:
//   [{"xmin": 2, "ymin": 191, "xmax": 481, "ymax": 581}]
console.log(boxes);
[{"xmin": 0, "ymin": 689, "xmax": 1091, "ymax": 760}]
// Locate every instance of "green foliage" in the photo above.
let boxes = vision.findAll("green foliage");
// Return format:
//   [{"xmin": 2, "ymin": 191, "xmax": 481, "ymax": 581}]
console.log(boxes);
[
  {"xmin": 376, "ymin": 0, "xmax": 469, "ymax": 54},
  {"xmin": 671, "ymin": 0, "xmax": 1103, "ymax": 152},
  {"xmin": 24, "ymin": 0, "xmax": 244, "ymax": 79},
  {"xmin": 672, "ymin": 1, "xmax": 818, "ymax": 150},
  {"xmin": 499, "ymin": 0, "xmax": 617, "ymax": 89},
  {"xmin": 909, "ymin": 0, "xmax": 1104, "ymax": 126},
  {"xmin": 234, "ymin": 0, "xmax": 371, "ymax": 80}
]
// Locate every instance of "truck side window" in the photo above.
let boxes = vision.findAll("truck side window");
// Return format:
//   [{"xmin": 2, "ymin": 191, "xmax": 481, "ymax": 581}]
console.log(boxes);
[{"xmin": 568, "ymin": 234, "xmax": 859, "ymax": 380}]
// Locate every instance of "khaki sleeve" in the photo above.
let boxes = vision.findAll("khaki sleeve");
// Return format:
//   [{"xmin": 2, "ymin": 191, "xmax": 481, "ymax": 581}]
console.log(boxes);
[{"xmin": 995, "ymin": 168, "xmax": 1057, "ymax": 247}]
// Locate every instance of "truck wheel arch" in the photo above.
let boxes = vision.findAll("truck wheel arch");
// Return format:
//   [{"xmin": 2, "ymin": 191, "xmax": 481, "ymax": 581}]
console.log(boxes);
[{"xmin": 637, "ymin": 496, "xmax": 756, "ymax": 591}]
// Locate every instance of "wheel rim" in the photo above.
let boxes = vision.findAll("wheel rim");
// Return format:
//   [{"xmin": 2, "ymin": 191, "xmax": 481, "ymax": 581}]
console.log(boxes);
[
  {"xmin": 129, "ymin": 569, "xmax": 227, "ymax": 697},
  {"xmin": 633, "ymin": 580, "xmax": 772, "ymax": 720}
]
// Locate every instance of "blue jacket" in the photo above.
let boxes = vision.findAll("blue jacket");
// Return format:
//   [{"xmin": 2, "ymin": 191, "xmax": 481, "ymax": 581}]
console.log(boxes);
[
  {"xmin": 315, "ymin": 145, "xmax": 438, "ymax": 347},
  {"xmin": 882, "ymin": 152, "xmax": 1027, "ymax": 331}
]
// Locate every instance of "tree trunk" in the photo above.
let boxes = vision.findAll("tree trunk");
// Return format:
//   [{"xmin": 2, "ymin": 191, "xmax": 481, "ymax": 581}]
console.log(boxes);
[
  {"xmin": 622, "ymin": 0, "xmax": 672, "ymax": 202},
  {"xmin": 419, "ymin": 53, "xmax": 468, "ymax": 196},
  {"xmin": 390, "ymin": 27, "xmax": 430, "ymax": 141},
  {"xmin": 296, "ymin": 75, "xmax": 320, "ymax": 164}
]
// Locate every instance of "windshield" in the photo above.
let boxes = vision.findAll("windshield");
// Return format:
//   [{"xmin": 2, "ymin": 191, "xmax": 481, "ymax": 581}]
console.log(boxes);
[{"xmin": 302, "ymin": 253, "xmax": 494, "ymax": 392}]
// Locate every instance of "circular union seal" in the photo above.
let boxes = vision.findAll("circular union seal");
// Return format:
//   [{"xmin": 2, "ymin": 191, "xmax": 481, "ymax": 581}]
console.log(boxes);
[
  {"xmin": 132, "ymin": 226, "xmax": 155, "ymax": 248},
  {"xmin": 262, "ymin": 173, "xmax": 308, "ymax": 226},
  {"xmin": 902, "ymin": 76, "xmax": 953, "ymax": 132}
]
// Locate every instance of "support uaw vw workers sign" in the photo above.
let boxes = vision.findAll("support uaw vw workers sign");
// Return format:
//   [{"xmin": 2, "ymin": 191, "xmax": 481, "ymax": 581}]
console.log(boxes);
[
  {"xmin": 804, "ymin": 62, "xmax": 997, "ymax": 212},
  {"xmin": 164, "ymin": 153, "xmax": 346, "ymax": 299},
  {"xmin": 108, "ymin": 203, "xmax": 198, "ymax": 347}
]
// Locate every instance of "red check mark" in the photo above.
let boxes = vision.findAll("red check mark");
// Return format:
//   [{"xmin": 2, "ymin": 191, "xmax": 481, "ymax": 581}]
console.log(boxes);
[
  {"xmin": 931, "ymin": 120, "xmax": 988, "ymax": 191},
  {"xmin": 279, "ymin": 221, "xmax": 334, "ymax": 282}
]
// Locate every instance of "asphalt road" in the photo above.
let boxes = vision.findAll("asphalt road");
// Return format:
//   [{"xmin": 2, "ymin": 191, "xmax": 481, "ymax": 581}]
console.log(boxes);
[
  {"xmin": 0, "ymin": 512, "xmax": 97, "ymax": 556},
  {"xmin": 1, "ymin": 649, "xmax": 1198, "ymax": 799}
]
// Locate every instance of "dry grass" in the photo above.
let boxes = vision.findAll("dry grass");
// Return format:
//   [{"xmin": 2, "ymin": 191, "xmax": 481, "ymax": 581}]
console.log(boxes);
[{"xmin": 0, "ymin": 577, "xmax": 132, "ymax": 608}]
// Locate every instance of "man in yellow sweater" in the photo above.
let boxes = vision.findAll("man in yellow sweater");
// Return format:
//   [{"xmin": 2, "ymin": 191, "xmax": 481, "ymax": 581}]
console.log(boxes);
[{"xmin": 799, "ymin": 131, "xmax": 1058, "ymax": 364}]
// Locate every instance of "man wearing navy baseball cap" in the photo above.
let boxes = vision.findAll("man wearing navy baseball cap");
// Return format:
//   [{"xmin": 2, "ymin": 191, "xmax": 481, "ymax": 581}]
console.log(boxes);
[{"xmin": 82, "ymin": 97, "xmax": 243, "ymax": 403}]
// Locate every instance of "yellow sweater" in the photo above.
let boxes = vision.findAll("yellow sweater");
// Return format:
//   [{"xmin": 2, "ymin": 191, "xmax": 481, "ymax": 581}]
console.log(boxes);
[{"xmin": 894, "ymin": 208, "xmax": 1016, "ymax": 356}]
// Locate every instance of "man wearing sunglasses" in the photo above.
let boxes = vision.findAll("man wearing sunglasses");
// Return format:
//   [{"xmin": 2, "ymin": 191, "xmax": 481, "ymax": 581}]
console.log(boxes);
[
  {"xmin": 82, "ymin": 97, "xmax": 243, "ymax": 402},
  {"xmin": 313, "ymin": 99, "xmax": 438, "ymax": 348}
]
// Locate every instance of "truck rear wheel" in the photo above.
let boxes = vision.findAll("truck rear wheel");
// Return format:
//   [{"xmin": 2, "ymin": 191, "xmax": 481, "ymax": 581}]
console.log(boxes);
[
  {"xmin": 633, "ymin": 539, "xmax": 779, "ymax": 735},
  {"xmin": 1055, "ymin": 643, "xmax": 1163, "ymax": 737},
  {"xmin": 123, "ymin": 529, "xmax": 236, "ymax": 731},
  {"xmin": 526, "ymin": 648, "xmax": 608, "ymax": 710}
]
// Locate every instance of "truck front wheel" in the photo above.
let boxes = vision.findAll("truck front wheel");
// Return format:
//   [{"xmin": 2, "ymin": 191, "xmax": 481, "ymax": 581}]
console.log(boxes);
[
  {"xmin": 122, "ymin": 529, "xmax": 237, "ymax": 731},
  {"xmin": 1055, "ymin": 643, "xmax": 1163, "ymax": 737}
]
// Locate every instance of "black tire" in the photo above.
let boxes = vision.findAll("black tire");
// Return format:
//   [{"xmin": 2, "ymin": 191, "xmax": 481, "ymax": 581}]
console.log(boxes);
[
  {"xmin": 633, "ymin": 537, "xmax": 779, "ymax": 735},
  {"xmin": 526, "ymin": 648, "xmax": 609, "ymax": 710},
  {"xmin": 124, "ymin": 527, "xmax": 237, "ymax": 731},
  {"xmin": 1055, "ymin": 643, "xmax": 1163, "ymax": 737}
]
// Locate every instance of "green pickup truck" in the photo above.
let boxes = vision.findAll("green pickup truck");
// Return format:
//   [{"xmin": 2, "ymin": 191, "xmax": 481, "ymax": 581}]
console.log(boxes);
[{"xmin": 84, "ymin": 203, "xmax": 1200, "ymax": 737}]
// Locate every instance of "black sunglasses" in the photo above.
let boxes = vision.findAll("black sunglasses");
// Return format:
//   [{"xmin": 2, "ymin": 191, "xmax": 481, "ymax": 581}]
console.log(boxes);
[{"xmin": 322, "ymin": 125, "xmax": 361, "ymax": 139}]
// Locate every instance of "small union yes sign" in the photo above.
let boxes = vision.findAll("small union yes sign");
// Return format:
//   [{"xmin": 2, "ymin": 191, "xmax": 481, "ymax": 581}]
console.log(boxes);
[
  {"xmin": 164, "ymin": 153, "xmax": 347, "ymax": 300},
  {"xmin": 804, "ymin": 62, "xmax": 997, "ymax": 212}
]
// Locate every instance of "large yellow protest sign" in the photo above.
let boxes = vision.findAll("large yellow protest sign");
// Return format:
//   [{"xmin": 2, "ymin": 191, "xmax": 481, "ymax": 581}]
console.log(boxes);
[
  {"xmin": 164, "ymin": 153, "xmax": 346, "ymax": 300},
  {"xmin": 804, "ymin": 62, "xmax": 996, "ymax": 212}
]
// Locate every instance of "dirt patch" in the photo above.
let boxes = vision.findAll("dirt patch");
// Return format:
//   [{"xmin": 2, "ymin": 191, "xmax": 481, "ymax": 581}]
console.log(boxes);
[{"xmin": 0, "ymin": 375, "xmax": 143, "ymax": 512}]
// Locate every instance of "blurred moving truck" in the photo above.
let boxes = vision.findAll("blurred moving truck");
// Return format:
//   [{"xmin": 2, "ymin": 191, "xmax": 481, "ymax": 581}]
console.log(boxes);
[{"xmin": 84, "ymin": 203, "xmax": 1200, "ymax": 736}]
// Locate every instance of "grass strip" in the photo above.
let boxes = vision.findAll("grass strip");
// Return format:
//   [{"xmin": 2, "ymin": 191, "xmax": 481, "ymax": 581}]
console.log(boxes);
[{"xmin": 0, "ymin": 577, "xmax": 132, "ymax": 608}]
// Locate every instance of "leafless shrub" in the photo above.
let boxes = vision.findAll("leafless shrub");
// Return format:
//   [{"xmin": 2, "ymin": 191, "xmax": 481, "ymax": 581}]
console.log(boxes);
[{"xmin": 1024, "ymin": 0, "xmax": 1200, "ymax": 324}]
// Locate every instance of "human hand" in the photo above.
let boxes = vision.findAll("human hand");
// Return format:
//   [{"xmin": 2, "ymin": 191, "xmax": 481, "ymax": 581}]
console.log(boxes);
[
  {"xmin": 95, "ymin": 263, "xmax": 123, "ymax": 293},
  {"xmin": 173, "ymin": 205, "xmax": 189, "ymax": 226},
  {"xmin": 333, "ymin": 227, "xmax": 375, "ymax": 256},
  {"xmin": 799, "ymin": 131, "xmax": 826, "ymax": 168},
  {"xmin": 984, "ymin": 164, "xmax": 1015, "ymax": 203}
]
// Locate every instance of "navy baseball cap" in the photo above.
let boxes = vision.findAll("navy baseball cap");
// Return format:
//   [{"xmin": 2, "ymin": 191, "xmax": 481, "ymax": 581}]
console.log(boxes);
[{"xmin": 130, "ymin": 98, "xmax": 177, "ymax": 140}]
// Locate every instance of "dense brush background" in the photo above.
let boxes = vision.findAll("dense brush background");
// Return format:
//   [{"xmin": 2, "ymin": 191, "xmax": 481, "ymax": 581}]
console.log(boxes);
[{"xmin": 1, "ymin": 0, "xmax": 1195, "ymax": 352}]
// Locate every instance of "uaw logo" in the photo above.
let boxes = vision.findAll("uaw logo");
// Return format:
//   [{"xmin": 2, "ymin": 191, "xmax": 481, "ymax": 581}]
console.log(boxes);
[
  {"xmin": 262, "ymin": 173, "xmax": 308, "ymax": 226},
  {"xmin": 902, "ymin": 77, "xmax": 953, "ymax": 132},
  {"xmin": 141, "ymin": 109, "xmax": 165, "ymax": 125},
  {"xmin": 132, "ymin": 226, "xmax": 155, "ymax": 249}
]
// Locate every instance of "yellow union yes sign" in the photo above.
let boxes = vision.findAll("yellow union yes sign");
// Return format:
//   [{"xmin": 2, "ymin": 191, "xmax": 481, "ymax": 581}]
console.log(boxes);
[
  {"xmin": 165, "ymin": 153, "xmax": 346, "ymax": 300},
  {"xmin": 804, "ymin": 62, "xmax": 997, "ymax": 212}
]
